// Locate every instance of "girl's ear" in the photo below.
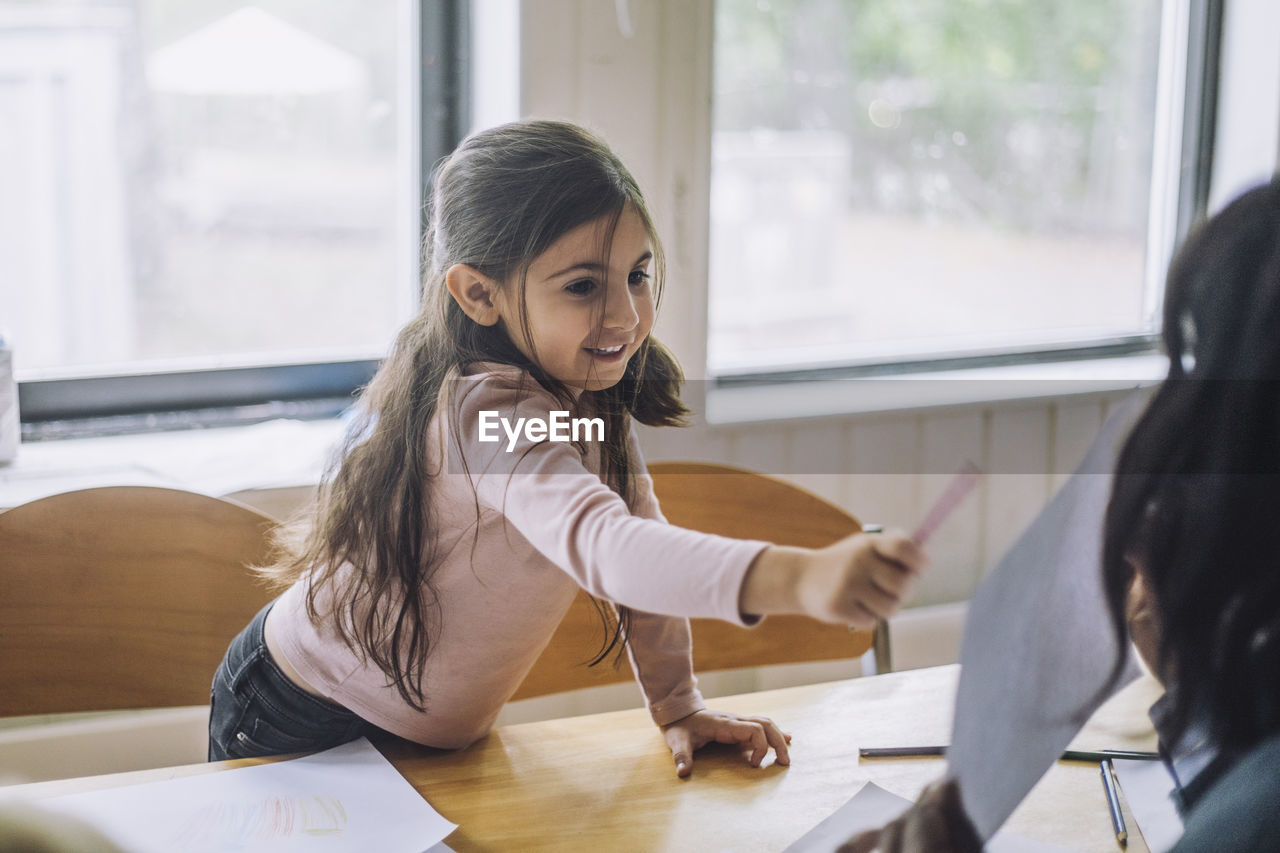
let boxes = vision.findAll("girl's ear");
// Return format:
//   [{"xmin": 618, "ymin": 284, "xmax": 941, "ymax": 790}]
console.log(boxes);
[{"xmin": 445, "ymin": 264, "xmax": 503, "ymax": 326}]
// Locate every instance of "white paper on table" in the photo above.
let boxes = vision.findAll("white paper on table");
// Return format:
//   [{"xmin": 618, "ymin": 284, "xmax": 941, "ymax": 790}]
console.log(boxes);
[
  {"xmin": 36, "ymin": 738, "xmax": 455, "ymax": 853},
  {"xmin": 781, "ymin": 781, "xmax": 1071, "ymax": 852},
  {"xmin": 946, "ymin": 396, "xmax": 1145, "ymax": 840},
  {"xmin": 1112, "ymin": 758, "xmax": 1184, "ymax": 853}
]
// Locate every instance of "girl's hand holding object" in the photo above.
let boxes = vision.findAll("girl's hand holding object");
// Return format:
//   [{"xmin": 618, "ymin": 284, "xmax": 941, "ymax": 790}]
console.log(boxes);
[
  {"xmin": 740, "ymin": 531, "xmax": 928, "ymax": 628},
  {"xmin": 745, "ymin": 461, "xmax": 975, "ymax": 626}
]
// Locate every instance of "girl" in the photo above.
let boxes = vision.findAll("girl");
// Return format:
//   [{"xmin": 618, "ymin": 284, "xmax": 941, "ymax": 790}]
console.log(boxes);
[
  {"xmin": 843, "ymin": 176, "xmax": 1280, "ymax": 851},
  {"xmin": 209, "ymin": 119, "xmax": 926, "ymax": 777}
]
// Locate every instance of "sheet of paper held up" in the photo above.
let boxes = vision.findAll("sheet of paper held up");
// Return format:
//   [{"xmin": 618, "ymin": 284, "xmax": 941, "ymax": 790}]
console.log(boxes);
[
  {"xmin": 37, "ymin": 738, "xmax": 456, "ymax": 853},
  {"xmin": 782, "ymin": 782, "xmax": 1070, "ymax": 852},
  {"xmin": 946, "ymin": 396, "xmax": 1145, "ymax": 840}
]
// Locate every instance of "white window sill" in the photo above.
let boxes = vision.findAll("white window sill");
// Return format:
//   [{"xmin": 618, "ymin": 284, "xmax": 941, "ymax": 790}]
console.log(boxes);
[
  {"xmin": 705, "ymin": 352, "xmax": 1168, "ymax": 425},
  {"xmin": 0, "ymin": 417, "xmax": 346, "ymax": 510}
]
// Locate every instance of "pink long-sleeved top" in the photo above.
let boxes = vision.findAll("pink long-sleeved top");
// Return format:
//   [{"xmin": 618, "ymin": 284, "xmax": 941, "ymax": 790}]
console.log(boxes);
[{"xmin": 270, "ymin": 364, "xmax": 769, "ymax": 749}]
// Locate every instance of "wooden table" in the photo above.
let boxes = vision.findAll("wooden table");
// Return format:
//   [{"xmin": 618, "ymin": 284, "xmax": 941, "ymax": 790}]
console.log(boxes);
[{"xmin": 7, "ymin": 665, "xmax": 1164, "ymax": 851}]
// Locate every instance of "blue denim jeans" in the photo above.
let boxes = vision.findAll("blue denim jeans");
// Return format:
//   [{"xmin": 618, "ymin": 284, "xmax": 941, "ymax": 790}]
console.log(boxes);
[{"xmin": 208, "ymin": 602, "xmax": 377, "ymax": 761}]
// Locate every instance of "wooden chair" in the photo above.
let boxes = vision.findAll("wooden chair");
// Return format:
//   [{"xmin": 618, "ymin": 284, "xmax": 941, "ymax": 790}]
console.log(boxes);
[
  {"xmin": 0, "ymin": 486, "xmax": 278, "ymax": 717},
  {"xmin": 512, "ymin": 462, "xmax": 888, "ymax": 700}
]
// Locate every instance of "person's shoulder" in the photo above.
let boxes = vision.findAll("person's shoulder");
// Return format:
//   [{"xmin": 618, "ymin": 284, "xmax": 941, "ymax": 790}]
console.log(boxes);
[
  {"xmin": 449, "ymin": 361, "xmax": 561, "ymax": 417},
  {"xmin": 453, "ymin": 361, "xmax": 536, "ymax": 400},
  {"xmin": 1173, "ymin": 733, "xmax": 1280, "ymax": 852}
]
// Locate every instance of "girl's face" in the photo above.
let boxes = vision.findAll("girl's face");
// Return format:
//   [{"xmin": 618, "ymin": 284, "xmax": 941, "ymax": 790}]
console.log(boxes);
[{"xmin": 499, "ymin": 205, "xmax": 656, "ymax": 391}]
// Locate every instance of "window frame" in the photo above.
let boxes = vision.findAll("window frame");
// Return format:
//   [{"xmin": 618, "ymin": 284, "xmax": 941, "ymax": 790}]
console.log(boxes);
[{"xmin": 17, "ymin": 0, "xmax": 470, "ymax": 434}]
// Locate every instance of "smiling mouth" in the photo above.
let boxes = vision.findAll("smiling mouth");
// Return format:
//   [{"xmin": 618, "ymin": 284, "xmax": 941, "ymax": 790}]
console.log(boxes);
[{"xmin": 586, "ymin": 345, "xmax": 625, "ymax": 356}]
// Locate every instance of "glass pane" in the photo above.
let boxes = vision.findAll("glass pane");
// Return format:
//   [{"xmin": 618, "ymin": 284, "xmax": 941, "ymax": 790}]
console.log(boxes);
[
  {"xmin": 710, "ymin": 0, "xmax": 1165, "ymax": 374},
  {"xmin": 0, "ymin": 1, "xmax": 414, "ymax": 379}
]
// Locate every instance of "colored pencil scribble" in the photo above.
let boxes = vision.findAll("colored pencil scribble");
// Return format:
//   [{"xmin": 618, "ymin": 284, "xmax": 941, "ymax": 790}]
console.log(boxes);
[{"xmin": 170, "ymin": 795, "xmax": 347, "ymax": 850}]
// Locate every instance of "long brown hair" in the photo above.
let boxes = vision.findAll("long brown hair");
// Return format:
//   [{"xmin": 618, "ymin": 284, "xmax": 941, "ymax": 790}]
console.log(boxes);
[
  {"xmin": 259, "ymin": 120, "xmax": 689, "ymax": 709},
  {"xmin": 1100, "ymin": 176, "xmax": 1280, "ymax": 755}
]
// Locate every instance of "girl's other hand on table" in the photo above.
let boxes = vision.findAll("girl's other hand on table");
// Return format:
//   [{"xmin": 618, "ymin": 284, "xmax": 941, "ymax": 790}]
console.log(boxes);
[{"xmin": 661, "ymin": 709, "xmax": 791, "ymax": 778}]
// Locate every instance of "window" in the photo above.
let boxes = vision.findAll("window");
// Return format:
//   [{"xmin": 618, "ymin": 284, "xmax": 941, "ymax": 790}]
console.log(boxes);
[
  {"xmin": 708, "ymin": 0, "xmax": 1212, "ymax": 377},
  {"xmin": 1, "ymin": 0, "xmax": 467, "ymax": 427}
]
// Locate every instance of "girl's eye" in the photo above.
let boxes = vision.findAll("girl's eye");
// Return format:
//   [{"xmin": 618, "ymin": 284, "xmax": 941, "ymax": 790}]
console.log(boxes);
[
  {"xmin": 565, "ymin": 279, "xmax": 597, "ymax": 296},
  {"xmin": 628, "ymin": 269, "xmax": 651, "ymax": 287}
]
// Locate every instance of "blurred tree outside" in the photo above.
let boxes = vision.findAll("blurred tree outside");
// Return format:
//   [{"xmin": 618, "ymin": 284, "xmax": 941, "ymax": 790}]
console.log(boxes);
[
  {"xmin": 709, "ymin": 0, "xmax": 1165, "ymax": 370},
  {"xmin": 714, "ymin": 0, "xmax": 1159, "ymax": 235}
]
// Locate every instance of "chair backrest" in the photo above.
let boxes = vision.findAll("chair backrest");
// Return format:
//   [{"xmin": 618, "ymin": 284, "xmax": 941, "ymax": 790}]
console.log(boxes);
[
  {"xmin": 511, "ymin": 462, "xmax": 874, "ymax": 700},
  {"xmin": 0, "ymin": 487, "xmax": 278, "ymax": 716}
]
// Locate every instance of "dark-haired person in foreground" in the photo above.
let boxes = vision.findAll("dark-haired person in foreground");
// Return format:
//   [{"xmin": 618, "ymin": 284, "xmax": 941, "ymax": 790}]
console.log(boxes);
[{"xmin": 843, "ymin": 175, "xmax": 1280, "ymax": 853}]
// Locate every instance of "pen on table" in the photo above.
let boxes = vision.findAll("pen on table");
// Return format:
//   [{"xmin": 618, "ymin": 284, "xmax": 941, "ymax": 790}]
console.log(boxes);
[
  {"xmin": 858, "ymin": 745, "xmax": 949, "ymax": 758},
  {"xmin": 1062, "ymin": 748, "xmax": 1160, "ymax": 763},
  {"xmin": 1101, "ymin": 759, "xmax": 1128, "ymax": 848},
  {"xmin": 858, "ymin": 746, "xmax": 1160, "ymax": 762}
]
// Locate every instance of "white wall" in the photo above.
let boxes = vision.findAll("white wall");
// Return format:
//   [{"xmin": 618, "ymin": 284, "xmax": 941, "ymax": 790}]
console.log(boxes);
[{"xmin": 1208, "ymin": 0, "xmax": 1280, "ymax": 212}]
